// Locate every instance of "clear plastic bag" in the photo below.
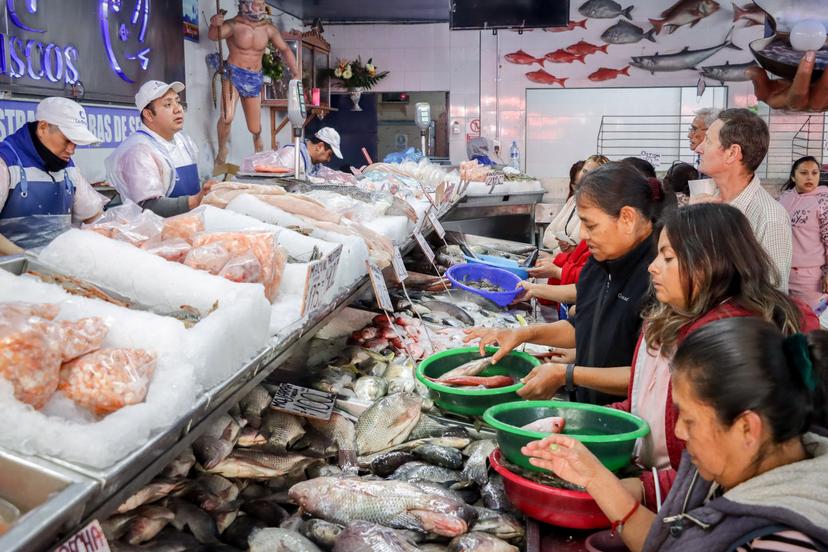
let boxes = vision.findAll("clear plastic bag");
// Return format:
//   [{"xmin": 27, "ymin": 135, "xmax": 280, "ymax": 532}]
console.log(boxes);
[
  {"xmin": 58, "ymin": 318, "xmax": 109, "ymax": 363},
  {"xmin": 58, "ymin": 348, "xmax": 157, "ymax": 416},
  {"xmin": 183, "ymin": 242, "xmax": 232, "ymax": 274},
  {"xmin": 219, "ymin": 251, "xmax": 263, "ymax": 283},
  {"xmin": 140, "ymin": 237, "xmax": 192, "ymax": 263},
  {"xmin": 83, "ymin": 204, "xmax": 163, "ymax": 246},
  {"xmin": 0, "ymin": 303, "xmax": 63, "ymax": 409},
  {"xmin": 161, "ymin": 208, "xmax": 205, "ymax": 244}
]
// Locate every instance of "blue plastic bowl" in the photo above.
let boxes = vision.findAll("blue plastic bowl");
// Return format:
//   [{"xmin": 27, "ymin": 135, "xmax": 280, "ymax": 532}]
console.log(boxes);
[
  {"xmin": 446, "ymin": 264, "xmax": 523, "ymax": 307},
  {"xmin": 463, "ymin": 254, "xmax": 530, "ymax": 280}
]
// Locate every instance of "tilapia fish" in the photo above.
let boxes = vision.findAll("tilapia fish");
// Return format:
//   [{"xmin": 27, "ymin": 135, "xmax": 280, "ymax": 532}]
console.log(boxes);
[
  {"xmin": 358, "ymin": 436, "xmax": 472, "ymax": 468},
  {"xmin": 390, "ymin": 461, "xmax": 465, "ymax": 487},
  {"xmin": 167, "ymin": 498, "xmax": 220, "ymax": 545},
  {"xmin": 261, "ymin": 410, "xmax": 306, "ymax": 452},
  {"xmin": 308, "ymin": 412, "xmax": 357, "ymax": 468},
  {"xmin": 125, "ymin": 505, "xmax": 175, "ymax": 545},
  {"xmin": 289, "ymin": 477, "xmax": 477, "ymax": 537},
  {"xmin": 248, "ymin": 528, "xmax": 323, "ymax": 552},
  {"xmin": 471, "ymin": 506, "xmax": 524, "ymax": 541},
  {"xmin": 159, "ymin": 447, "xmax": 196, "ymax": 479},
  {"xmin": 333, "ymin": 521, "xmax": 420, "ymax": 552},
  {"xmin": 193, "ymin": 414, "xmax": 245, "ymax": 470},
  {"xmin": 301, "ymin": 518, "xmax": 344, "ymax": 549},
  {"xmin": 449, "ymin": 531, "xmax": 518, "ymax": 552},
  {"xmin": 206, "ymin": 450, "xmax": 319, "ymax": 479},
  {"xmin": 240, "ymin": 385, "xmax": 271, "ymax": 429},
  {"xmin": 355, "ymin": 392, "xmax": 422, "ymax": 455},
  {"xmin": 116, "ymin": 479, "xmax": 186, "ymax": 514},
  {"xmin": 438, "ymin": 357, "xmax": 493, "ymax": 381},
  {"xmin": 462, "ymin": 439, "xmax": 497, "ymax": 486},
  {"xmin": 413, "ymin": 444, "xmax": 464, "ymax": 470}
]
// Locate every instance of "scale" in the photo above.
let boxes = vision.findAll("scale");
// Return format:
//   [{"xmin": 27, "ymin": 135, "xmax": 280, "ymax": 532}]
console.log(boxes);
[
  {"xmin": 415, "ymin": 102, "xmax": 431, "ymax": 157},
  {"xmin": 287, "ymin": 79, "xmax": 307, "ymax": 180}
]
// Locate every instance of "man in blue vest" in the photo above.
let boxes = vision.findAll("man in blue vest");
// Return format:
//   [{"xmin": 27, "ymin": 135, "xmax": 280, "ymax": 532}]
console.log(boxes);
[
  {"xmin": 0, "ymin": 97, "xmax": 107, "ymax": 254},
  {"xmin": 106, "ymin": 81, "xmax": 214, "ymax": 216},
  {"xmin": 268, "ymin": 127, "xmax": 343, "ymax": 178}
]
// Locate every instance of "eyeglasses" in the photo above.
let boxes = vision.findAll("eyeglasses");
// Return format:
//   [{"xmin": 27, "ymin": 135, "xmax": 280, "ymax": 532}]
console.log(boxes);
[{"xmin": 689, "ymin": 125, "xmax": 707, "ymax": 133}]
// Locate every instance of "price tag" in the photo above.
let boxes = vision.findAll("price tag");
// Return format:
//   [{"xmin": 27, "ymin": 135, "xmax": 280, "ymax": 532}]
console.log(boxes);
[
  {"xmin": 270, "ymin": 383, "xmax": 335, "ymax": 420},
  {"xmin": 366, "ymin": 260, "xmax": 394, "ymax": 311},
  {"xmin": 414, "ymin": 231, "xmax": 435, "ymax": 263},
  {"xmin": 54, "ymin": 520, "xmax": 110, "ymax": 552},
  {"xmin": 392, "ymin": 246, "xmax": 408, "ymax": 282},
  {"xmin": 302, "ymin": 245, "xmax": 343, "ymax": 317},
  {"xmin": 428, "ymin": 211, "xmax": 446, "ymax": 239}
]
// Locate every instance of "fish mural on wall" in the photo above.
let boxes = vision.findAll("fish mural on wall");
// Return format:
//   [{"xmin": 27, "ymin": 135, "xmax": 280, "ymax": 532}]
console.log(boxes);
[
  {"xmin": 699, "ymin": 60, "xmax": 759, "ymax": 83},
  {"xmin": 565, "ymin": 40, "xmax": 611, "ymax": 57},
  {"xmin": 578, "ymin": 0, "xmax": 634, "ymax": 20},
  {"xmin": 630, "ymin": 29, "xmax": 741, "ymax": 73},
  {"xmin": 649, "ymin": 0, "xmax": 721, "ymax": 35},
  {"xmin": 544, "ymin": 19, "xmax": 588, "ymax": 32},
  {"xmin": 732, "ymin": 2, "xmax": 765, "ymax": 27},
  {"xmin": 600, "ymin": 20, "xmax": 657, "ymax": 44},
  {"xmin": 504, "ymin": 50, "xmax": 545, "ymax": 66},
  {"xmin": 544, "ymin": 49, "xmax": 587, "ymax": 64},
  {"xmin": 588, "ymin": 66, "xmax": 632, "ymax": 81},
  {"xmin": 525, "ymin": 69, "xmax": 568, "ymax": 86}
]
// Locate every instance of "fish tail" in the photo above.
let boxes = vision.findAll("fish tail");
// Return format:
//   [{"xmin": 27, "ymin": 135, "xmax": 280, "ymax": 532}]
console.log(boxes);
[
  {"xmin": 732, "ymin": 2, "xmax": 745, "ymax": 21},
  {"xmin": 576, "ymin": 54, "xmax": 586, "ymax": 64},
  {"xmin": 723, "ymin": 25, "xmax": 741, "ymax": 50},
  {"xmin": 576, "ymin": 19, "xmax": 587, "ymax": 29},
  {"xmin": 558, "ymin": 77, "xmax": 568, "ymax": 88},
  {"xmin": 536, "ymin": 57, "xmax": 545, "ymax": 67},
  {"xmin": 620, "ymin": 66, "xmax": 630, "ymax": 76},
  {"xmin": 599, "ymin": 44, "xmax": 609, "ymax": 54},
  {"xmin": 649, "ymin": 18, "xmax": 664, "ymax": 34},
  {"xmin": 622, "ymin": 5, "xmax": 634, "ymax": 20},
  {"xmin": 643, "ymin": 27, "xmax": 657, "ymax": 42}
]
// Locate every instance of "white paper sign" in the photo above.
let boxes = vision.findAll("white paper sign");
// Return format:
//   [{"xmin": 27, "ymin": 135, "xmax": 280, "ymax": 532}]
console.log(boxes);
[
  {"xmin": 640, "ymin": 150, "xmax": 662, "ymax": 168},
  {"xmin": 392, "ymin": 246, "xmax": 408, "ymax": 282},
  {"xmin": 302, "ymin": 245, "xmax": 343, "ymax": 317},
  {"xmin": 54, "ymin": 520, "xmax": 110, "ymax": 552},
  {"xmin": 270, "ymin": 383, "xmax": 335, "ymax": 420},
  {"xmin": 428, "ymin": 211, "xmax": 446, "ymax": 239},
  {"xmin": 414, "ymin": 231, "xmax": 435, "ymax": 263},
  {"xmin": 367, "ymin": 261, "xmax": 394, "ymax": 312}
]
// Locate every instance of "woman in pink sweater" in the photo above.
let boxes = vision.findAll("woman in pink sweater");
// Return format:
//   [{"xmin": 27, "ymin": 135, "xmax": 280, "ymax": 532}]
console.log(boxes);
[{"xmin": 779, "ymin": 156, "xmax": 828, "ymax": 309}]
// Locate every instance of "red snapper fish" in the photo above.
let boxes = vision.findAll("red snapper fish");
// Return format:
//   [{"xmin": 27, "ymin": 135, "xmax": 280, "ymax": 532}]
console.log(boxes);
[
  {"xmin": 544, "ymin": 19, "xmax": 588, "ymax": 32},
  {"xmin": 544, "ymin": 49, "xmax": 587, "ymax": 64},
  {"xmin": 588, "ymin": 66, "xmax": 631, "ymax": 81},
  {"xmin": 564, "ymin": 40, "xmax": 610, "ymax": 56},
  {"xmin": 504, "ymin": 49, "xmax": 545, "ymax": 67},
  {"xmin": 521, "ymin": 416, "xmax": 566, "ymax": 434},
  {"xmin": 649, "ymin": 0, "xmax": 721, "ymax": 35},
  {"xmin": 525, "ymin": 70, "xmax": 568, "ymax": 87},
  {"xmin": 731, "ymin": 1, "xmax": 764, "ymax": 27}
]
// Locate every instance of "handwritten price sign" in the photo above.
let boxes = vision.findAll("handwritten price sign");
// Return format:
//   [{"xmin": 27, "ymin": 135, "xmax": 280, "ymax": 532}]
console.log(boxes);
[
  {"xmin": 270, "ymin": 383, "xmax": 335, "ymax": 420},
  {"xmin": 302, "ymin": 245, "xmax": 343, "ymax": 317}
]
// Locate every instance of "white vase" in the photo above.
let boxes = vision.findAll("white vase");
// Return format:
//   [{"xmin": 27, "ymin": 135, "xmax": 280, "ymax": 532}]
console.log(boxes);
[{"xmin": 349, "ymin": 88, "xmax": 363, "ymax": 111}]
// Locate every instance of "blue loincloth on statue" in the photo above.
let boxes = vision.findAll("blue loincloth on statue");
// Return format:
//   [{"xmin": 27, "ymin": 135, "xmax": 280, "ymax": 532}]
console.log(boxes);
[{"xmin": 225, "ymin": 63, "xmax": 264, "ymax": 98}]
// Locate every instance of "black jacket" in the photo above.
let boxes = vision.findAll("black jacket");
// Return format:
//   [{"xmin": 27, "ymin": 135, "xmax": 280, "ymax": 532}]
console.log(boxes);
[{"xmin": 572, "ymin": 234, "xmax": 656, "ymax": 405}]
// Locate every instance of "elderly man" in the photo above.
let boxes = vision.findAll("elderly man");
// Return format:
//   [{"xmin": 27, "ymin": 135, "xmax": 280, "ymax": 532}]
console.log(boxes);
[
  {"xmin": 695, "ymin": 108, "xmax": 792, "ymax": 291},
  {"xmin": 106, "ymin": 80, "xmax": 213, "ymax": 216},
  {"xmin": 0, "ymin": 97, "xmax": 107, "ymax": 253},
  {"xmin": 687, "ymin": 107, "xmax": 720, "ymax": 170}
]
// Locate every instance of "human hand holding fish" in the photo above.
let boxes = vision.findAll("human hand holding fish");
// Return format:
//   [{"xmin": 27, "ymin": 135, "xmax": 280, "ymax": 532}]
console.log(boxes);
[
  {"xmin": 747, "ymin": 50, "xmax": 828, "ymax": 111},
  {"xmin": 517, "ymin": 363, "xmax": 566, "ymax": 400}
]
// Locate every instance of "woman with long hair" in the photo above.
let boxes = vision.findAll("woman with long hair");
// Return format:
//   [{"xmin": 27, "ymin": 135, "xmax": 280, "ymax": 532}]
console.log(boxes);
[{"xmin": 778, "ymin": 155, "xmax": 828, "ymax": 309}]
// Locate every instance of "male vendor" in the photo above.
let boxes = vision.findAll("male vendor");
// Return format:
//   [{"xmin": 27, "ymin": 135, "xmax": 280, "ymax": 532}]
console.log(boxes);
[
  {"xmin": 270, "ymin": 127, "xmax": 343, "ymax": 178},
  {"xmin": 209, "ymin": 0, "xmax": 299, "ymax": 164},
  {"xmin": 106, "ymin": 81, "xmax": 213, "ymax": 216},
  {"xmin": 0, "ymin": 97, "xmax": 107, "ymax": 254}
]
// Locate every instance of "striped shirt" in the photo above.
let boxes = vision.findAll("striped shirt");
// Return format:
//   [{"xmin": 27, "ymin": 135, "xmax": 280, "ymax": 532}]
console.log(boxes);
[
  {"xmin": 728, "ymin": 175, "xmax": 793, "ymax": 292},
  {"xmin": 737, "ymin": 529, "xmax": 818, "ymax": 551}
]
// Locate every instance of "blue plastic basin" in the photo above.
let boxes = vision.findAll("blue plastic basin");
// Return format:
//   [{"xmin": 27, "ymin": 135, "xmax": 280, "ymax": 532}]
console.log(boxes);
[
  {"xmin": 446, "ymin": 264, "xmax": 523, "ymax": 307},
  {"xmin": 463, "ymin": 254, "xmax": 530, "ymax": 280}
]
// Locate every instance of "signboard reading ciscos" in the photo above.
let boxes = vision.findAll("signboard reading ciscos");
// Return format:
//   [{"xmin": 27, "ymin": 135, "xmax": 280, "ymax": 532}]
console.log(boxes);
[{"xmin": 0, "ymin": 0, "xmax": 185, "ymax": 103}]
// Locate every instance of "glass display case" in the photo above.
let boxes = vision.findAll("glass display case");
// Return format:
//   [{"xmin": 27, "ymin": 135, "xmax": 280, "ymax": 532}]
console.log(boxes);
[{"xmin": 262, "ymin": 29, "xmax": 331, "ymax": 109}]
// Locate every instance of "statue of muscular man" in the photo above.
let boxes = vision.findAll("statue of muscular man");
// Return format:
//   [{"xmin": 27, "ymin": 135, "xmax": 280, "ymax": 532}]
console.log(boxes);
[{"xmin": 209, "ymin": 0, "xmax": 299, "ymax": 165}]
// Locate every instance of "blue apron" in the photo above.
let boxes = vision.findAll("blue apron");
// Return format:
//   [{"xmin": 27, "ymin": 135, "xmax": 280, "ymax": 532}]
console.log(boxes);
[
  {"xmin": 136, "ymin": 130, "xmax": 200, "ymax": 198},
  {"xmin": 0, "ymin": 126, "xmax": 74, "ymax": 249}
]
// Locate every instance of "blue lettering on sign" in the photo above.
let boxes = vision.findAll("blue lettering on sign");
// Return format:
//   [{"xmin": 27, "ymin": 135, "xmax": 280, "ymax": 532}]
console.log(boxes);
[
  {"xmin": 0, "ymin": 99, "xmax": 141, "ymax": 148},
  {"xmin": 99, "ymin": 0, "xmax": 152, "ymax": 83},
  {"xmin": 6, "ymin": 0, "xmax": 44, "ymax": 33}
]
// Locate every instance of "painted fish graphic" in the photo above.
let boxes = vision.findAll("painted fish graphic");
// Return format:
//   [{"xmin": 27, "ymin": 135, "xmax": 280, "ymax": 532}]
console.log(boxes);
[
  {"xmin": 525, "ymin": 70, "xmax": 568, "ymax": 87},
  {"xmin": 588, "ymin": 66, "xmax": 631, "ymax": 81},
  {"xmin": 565, "ymin": 40, "xmax": 610, "ymax": 56},
  {"xmin": 732, "ymin": 1, "xmax": 765, "ymax": 27},
  {"xmin": 504, "ymin": 50, "xmax": 545, "ymax": 67},
  {"xmin": 630, "ymin": 29, "xmax": 741, "ymax": 74},
  {"xmin": 600, "ymin": 20, "xmax": 657, "ymax": 44},
  {"xmin": 578, "ymin": 0, "xmax": 634, "ymax": 20},
  {"xmin": 544, "ymin": 49, "xmax": 587, "ymax": 64},
  {"xmin": 699, "ymin": 60, "xmax": 758, "ymax": 83},
  {"xmin": 544, "ymin": 19, "xmax": 588, "ymax": 32},
  {"xmin": 649, "ymin": 0, "xmax": 721, "ymax": 35}
]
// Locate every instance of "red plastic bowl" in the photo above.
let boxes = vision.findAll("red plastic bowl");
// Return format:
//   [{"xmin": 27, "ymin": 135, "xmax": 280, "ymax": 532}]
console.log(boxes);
[{"xmin": 490, "ymin": 448, "xmax": 610, "ymax": 530}]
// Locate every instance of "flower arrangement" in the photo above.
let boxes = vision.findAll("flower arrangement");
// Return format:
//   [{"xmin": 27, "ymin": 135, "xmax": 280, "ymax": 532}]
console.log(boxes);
[
  {"xmin": 327, "ymin": 57, "xmax": 388, "ymax": 91},
  {"xmin": 261, "ymin": 46, "xmax": 284, "ymax": 82}
]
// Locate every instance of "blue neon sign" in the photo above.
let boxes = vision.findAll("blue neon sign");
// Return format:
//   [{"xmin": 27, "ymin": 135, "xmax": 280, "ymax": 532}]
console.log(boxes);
[{"xmin": 99, "ymin": 0, "xmax": 152, "ymax": 83}]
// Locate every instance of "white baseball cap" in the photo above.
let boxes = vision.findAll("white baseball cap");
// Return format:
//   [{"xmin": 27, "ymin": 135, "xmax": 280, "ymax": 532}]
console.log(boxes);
[
  {"xmin": 315, "ymin": 127, "xmax": 342, "ymax": 159},
  {"xmin": 135, "ymin": 80, "xmax": 185, "ymax": 112},
  {"xmin": 35, "ymin": 97, "xmax": 100, "ymax": 146}
]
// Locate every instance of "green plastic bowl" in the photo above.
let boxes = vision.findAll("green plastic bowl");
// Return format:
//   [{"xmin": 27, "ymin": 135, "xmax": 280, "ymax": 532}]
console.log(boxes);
[
  {"xmin": 483, "ymin": 400, "xmax": 649, "ymax": 473},
  {"xmin": 415, "ymin": 346, "xmax": 540, "ymax": 417}
]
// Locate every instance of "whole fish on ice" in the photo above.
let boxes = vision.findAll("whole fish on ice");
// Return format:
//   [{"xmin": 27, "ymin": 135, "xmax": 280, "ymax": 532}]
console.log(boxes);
[
  {"xmin": 525, "ymin": 69, "xmax": 568, "ymax": 87},
  {"xmin": 578, "ymin": 0, "xmax": 634, "ymax": 19},
  {"xmin": 503, "ymin": 50, "xmax": 545, "ymax": 67},
  {"xmin": 521, "ymin": 416, "xmax": 566, "ymax": 434},
  {"xmin": 630, "ymin": 30, "xmax": 741, "ymax": 74},
  {"xmin": 732, "ymin": 1, "xmax": 764, "ymax": 27},
  {"xmin": 649, "ymin": 0, "xmax": 720, "ymax": 35},
  {"xmin": 589, "ymin": 66, "xmax": 631, "ymax": 81},
  {"xmin": 545, "ymin": 19, "xmax": 588, "ymax": 32},
  {"xmin": 699, "ymin": 60, "xmax": 758, "ymax": 83},
  {"xmin": 600, "ymin": 20, "xmax": 656, "ymax": 44}
]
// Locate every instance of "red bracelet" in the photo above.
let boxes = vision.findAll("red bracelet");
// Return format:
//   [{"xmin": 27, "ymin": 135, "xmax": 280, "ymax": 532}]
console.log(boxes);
[{"xmin": 610, "ymin": 500, "xmax": 640, "ymax": 536}]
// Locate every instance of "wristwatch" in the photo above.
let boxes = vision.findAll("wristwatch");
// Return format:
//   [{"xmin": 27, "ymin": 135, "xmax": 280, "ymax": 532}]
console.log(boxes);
[{"xmin": 565, "ymin": 363, "xmax": 577, "ymax": 393}]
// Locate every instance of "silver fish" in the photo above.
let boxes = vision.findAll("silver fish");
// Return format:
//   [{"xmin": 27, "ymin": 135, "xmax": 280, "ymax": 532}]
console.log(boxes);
[
  {"xmin": 308, "ymin": 412, "xmax": 357, "ymax": 468},
  {"xmin": 333, "ymin": 521, "xmax": 421, "ymax": 552},
  {"xmin": 578, "ymin": 0, "xmax": 634, "ymax": 19},
  {"xmin": 631, "ymin": 29, "xmax": 741, "ymax": 74},
  {"xmin": 471, "ymin": 506, "xmax": 524, "ymax": 541},
  {"xmin": 358, "ymin": 436, "xmax": 473, "ymax": 468},
  {"xmin": 449, "ymin": 531, "xmax": 518, "ymax": 552},
  {"xmin": 700, "ymin": 60, "xmax": 758, "ymax": 84},
  {"xmin": 248, "ymin": 528, "xmax": 323, "ymax": 552},
  {"xmin": 240, "ymin": 385, "xmax": 271, "ymax": 429},
  {"xmin": 481, "ymin": 474, "xmax": 511, "ymax": 512},
  {"xmin": 300, "ymin": 518, "xmax": 344, "ymax": 549},
  {"xmin": 438, "ymin": 357, "xmax": 493, "ymax": 381},
  {"xmin": 408, "ymin": 415, "xmax": 471, "ymax": 440},
  {"xmin": 354, "ymin": 375, "xmax": 388, "ymax": 401},
  {"xmin": 261, "ymin": 410, "xmax": 306, "ymax": 452},
  {"xmin": 193, "ymin": 414, "xmax": 245, "ymax": 470},
  {"xmin": 370, "ymin": 451, "xmax": 417, "ymax": 477},
  {"xmin": 355, "ymin": 392, "xmax": 422, "ymax": 455},
  {"xmin": 413, "ymin": 444, "xmax": 464, "ymax": 470},
  {"xmin": 462, "ymin": 439, "xmax": 497, "ymax": 486},
  {"xmin": 116, "ymin": 479, "xmax": 186, "ymax": 514},
  {"xmin": 167, "ymin": 499, "xmax": 220, "ymax": 544},
  {"xmin": 206, "ymin": 450, "xmax": 319, "ymax": 479},
  {"xmin": 290, "ymin": 477, "xmax": 476, "ymax": 538},
  {"xmin": 420, "ymin": 300, "xmax": 475, "ymax": 326},
  {"xmin": 601, "ymin": 20, "xmax": 656, "ymax": 44},
  {"xmin": 125, "ymin": 505, "xmax": 175, "ymax": 545},
  {"xmin": 389, "ymin": 461, "xmax": 465, "ymax": 486}
]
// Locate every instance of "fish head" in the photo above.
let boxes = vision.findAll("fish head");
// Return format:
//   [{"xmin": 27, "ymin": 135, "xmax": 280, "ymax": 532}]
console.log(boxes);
[
  {"xmin": 701, "ymin": 0, "xmax": 721, "ymax": 14},
  {"xmin": 629, "ymin": 56, "xmax": 653, "ymax": 70}
]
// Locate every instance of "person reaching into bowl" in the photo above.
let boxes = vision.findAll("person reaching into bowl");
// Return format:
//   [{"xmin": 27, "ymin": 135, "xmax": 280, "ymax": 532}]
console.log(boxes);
[{"xmin": 522, "ymin": 317, "xmax": 828, "ymax": 551}]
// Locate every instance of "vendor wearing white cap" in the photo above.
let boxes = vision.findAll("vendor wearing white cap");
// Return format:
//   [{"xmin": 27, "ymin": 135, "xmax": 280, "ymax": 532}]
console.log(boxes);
[
  {"xmin": 0, "ymin": 97, "xmax": 107, "ymax": 254},
  {"xmin": 106, "ymin": 80, "xmax": 213, "ymax": 216},
  {"xmin": 271, "ymin": 127, "xmax": 343, "ymax": 178}
]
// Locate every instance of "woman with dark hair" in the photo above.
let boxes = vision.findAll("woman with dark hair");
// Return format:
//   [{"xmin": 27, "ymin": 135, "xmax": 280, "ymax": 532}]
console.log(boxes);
[
  {"xmin": 466, "ymin": 162, "xmax": 667, "ymax": 406},
  {"xmin": 779, "ymin": 156, "xmax": 828, "ymax": 309},
  {"xmin": 621, "ymin": 157, "xmax": 657, "ymax": 179},
  {"xmin": 662, "ymin": 162, "xmax": 699, "ymax": 207},
  {"xmin": 523, "ymin": 317, "xmax": 828, "ymax": 551}
]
